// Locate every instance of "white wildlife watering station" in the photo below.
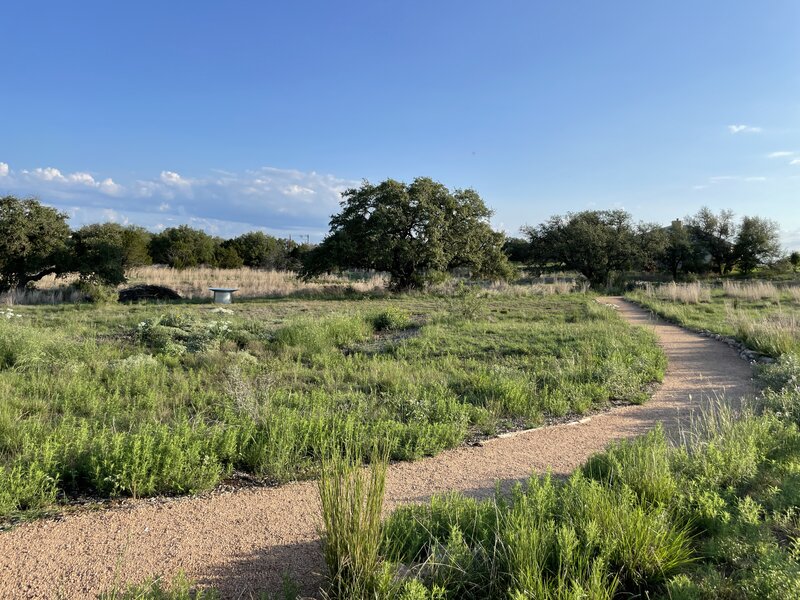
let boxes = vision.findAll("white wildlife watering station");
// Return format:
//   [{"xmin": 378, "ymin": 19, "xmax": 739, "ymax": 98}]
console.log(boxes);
[{"xmin": 209, "ymin": 287, "xmax": 238, "ymax": 304}]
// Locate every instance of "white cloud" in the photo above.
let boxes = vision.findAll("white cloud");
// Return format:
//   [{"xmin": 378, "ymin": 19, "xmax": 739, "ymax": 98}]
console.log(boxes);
[
  {"xmin": 284, "ymin": 184, "xmax": 316, "ymax": 196},
  {"xmin": 159, "ymin": 170, "xmax": 190, "ymax": 186},
  {"xmin": 98, "ymin": 178, "xmax": 123, "ymax": 196},
  {"xmin": 17, "ymin": 166, "xmax": 122, "ymax": 197},
  {"xmin": 0, "ymin": 162, "xmax": 8, "ymax": 177},
  {"xmin": 696, "ymin": 175, "xmax": 768, "ymax": 189},
  {"xmin": 0, "ymin": 160, "xmax": 357, "ymax": 239},
  {"xmin": 791, "ymin": 159, "xmax": 800, "ymax": 166},
  {"xmin": 728, "ymin": 124, "xmax": 762, "ymax": 134},
  {"xmin": 67, "ymin": 172, "xmax": 96, "ymax": 185},
  {"xmin": 768, "ymin": 151, "xmax": 794, "ymax": 158},
  {"xmin": 28, "ymin": 166, "xmax": 66, "ymax": 181}
]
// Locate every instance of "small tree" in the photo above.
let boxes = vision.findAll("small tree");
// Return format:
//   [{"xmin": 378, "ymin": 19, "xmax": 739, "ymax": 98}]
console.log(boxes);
[
  {"xmin": 523, "ymin": 210, "xmax": 639, "ymax": 288},
  {"xmin": 302, "ymin": 178, "xmax": 512, "ymax": 289},
  {"xmin": 70, "ymin": 223, "xmax": 154, "ymax": 285},
  {"xmin": 0, "ymin": 196, "xmax": 71, "ymax": 291},
  {"xmin": 790, "ymin": 251, "xmax": 800, "ymax": 273},
  {"xmin": 502, "ymin": 237, "xmax": 532, "ymax": 263},
  {"xmin": 687, "ymin": 207, "xmax": 738, "ymax": 275},
  {"xmin": 656, "ymin": 220, "xmax": 698, "ymax": 280},
  {"xmin": 214, "ymin": 243, "xmax": 244, "ymax": 269},
  {"xmin": 734, "ymin": 216, "xmax": 781, "ymax": 274},
  {"xmin": 225, "ymin": 231, "xmax": 287, "ymax": 269},
  {"xmin": 149, "ymin": 225, "xmax": 218, "ymax": 268},
  {"xmin": 120, "ymin": 226, "xmax": 153, "ymax": 268}
]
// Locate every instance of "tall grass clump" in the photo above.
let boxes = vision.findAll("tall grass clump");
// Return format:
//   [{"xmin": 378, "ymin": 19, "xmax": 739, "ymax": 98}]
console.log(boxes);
[
  {"xmin": 99, "ymin": 573, "xmax": 219, "ymax": 600},
  {"xmin": 382, "ymin": 469, "xmax": 694, "ymax": 599},
  {"xmin": 318, "ymin": 445, "xmax": 388, "ymax": 600},
  {"xmin": 723, "ymin": 280, "xmax": 780, "ymax": 302},
  {"xmin": 371, "ymin": 307, "xmax": 413, "ymax": 331},
  {"xmin": 786, "ymin": 286, "xmax": 800, "ymax": 304},
  {"xmin": 273, "ymin": 314, "xmax": 373, "ymax": 354},
  {"xmin": 125, "ymin": 267, "xmax": 389, "ymax": 299},
  {"xmin": 647, "ymin": 282, "xmax": 711, "ymax": 304},
  {"xmin": 730, "ymin": 310, "xmax": 800, "ymax": 357}
]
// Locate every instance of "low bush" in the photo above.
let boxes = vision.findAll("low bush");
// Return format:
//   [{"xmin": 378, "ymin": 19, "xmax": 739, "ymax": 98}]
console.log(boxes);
[{"xmin": 371, "ymin": 307, "xmax": 413, "ymax": 331}]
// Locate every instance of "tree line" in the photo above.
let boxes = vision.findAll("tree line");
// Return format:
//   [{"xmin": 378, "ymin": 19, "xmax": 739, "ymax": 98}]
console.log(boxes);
[
  {"xmin": 507, "ymin": 207, "xmax": 790, "ymax": 287},
  {"xmin": 0, "ymin": 195, "xmax": 311, "ymax": 292},
  {"xmin": 1, "ymin": 183, "xmax": 795, "ymax": 293}
]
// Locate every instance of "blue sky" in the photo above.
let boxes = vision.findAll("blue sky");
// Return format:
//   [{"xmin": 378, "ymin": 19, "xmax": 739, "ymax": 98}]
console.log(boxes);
[{"xmin": 1, "ymin": 1, "xmax": 799, "ymax": 248}]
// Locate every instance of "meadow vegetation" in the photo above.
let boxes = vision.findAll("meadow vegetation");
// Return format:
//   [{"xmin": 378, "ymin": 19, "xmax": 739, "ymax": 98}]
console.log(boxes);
[
  {"xmin": 628, "ymin": 281, "xmax": 800, "ymax": 356},
  {"xmin": 312, "ymin": 350, "xmax": 800, "ymax": 600},
  {"xmin": 0, "ymin": 290, "xmax": 665, "ymax": 518}
]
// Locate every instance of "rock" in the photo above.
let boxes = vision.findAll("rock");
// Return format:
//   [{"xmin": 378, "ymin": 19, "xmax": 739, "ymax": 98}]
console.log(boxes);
[{"xmin": 118, "ymin": 284, "xmax": 182, "ymax": 303}]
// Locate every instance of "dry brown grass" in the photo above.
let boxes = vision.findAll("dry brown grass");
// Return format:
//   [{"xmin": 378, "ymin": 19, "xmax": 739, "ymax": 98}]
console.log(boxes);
[
  {"xmin": 785, "ymin": 286, "xmax": 800, "ymax": 304},
  {"xmin": 727, "ymin": 307, "xmax": 800, "ymax": 356},
  {"xmin": 646, "ymin": 282, "xmax": 711, "ymax": 304},
  {"xmin": 722, "ymin": 281, "xmax": 780, "ymax": 302},
  {"xmin": 125, "ymin": 267, "xmax": 389, "ymax": 299},
  {"xmin": 3, "ymin": 268, "xmax": 388, "ymax": 304},
  {"xmin": 484, "ymin": 279, "xmax": 588, "ymax": 295},
  {"xmin": 2, "ymin": 268, "xmax": 588, "ymax": 305},
  {"xmin": 0, "ymin": 285, "xmax": 84, "ymax": 305}
]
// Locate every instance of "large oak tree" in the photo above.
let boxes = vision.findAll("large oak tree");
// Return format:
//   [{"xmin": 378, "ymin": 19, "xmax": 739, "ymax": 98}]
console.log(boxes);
[
  {"xmin": 301, "ymin": 178, "xmax": 513, "ymax": 289},
  {"xmin": 523, "ymin": 209, "xmax": 639, "ymax": 288},
  {"xmin": 0, "ymin": 196, "xmax": 71, "ymax": 291}
]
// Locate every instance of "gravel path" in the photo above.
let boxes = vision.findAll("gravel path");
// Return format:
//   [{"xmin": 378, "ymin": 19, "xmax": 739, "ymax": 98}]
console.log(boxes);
[{"xmin": 0, "ymin": 297, "xmax": 754, "ymax": 599}]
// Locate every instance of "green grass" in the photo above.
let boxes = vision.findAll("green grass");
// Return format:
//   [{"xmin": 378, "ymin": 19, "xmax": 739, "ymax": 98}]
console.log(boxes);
[
  {"xmin": 318, "ymin": 445, "xmax": 388, "ymax": 600},
  {"xmin": 0, "ymin": 292, "xmax": 665, "ymax": 519},
  {"xmin": 627, "ymin": 283, "xmax": 800, "ymax": 357},
  {"xmin": 361, "ymin": 355, "xmax": 800, "ymax": 599}
]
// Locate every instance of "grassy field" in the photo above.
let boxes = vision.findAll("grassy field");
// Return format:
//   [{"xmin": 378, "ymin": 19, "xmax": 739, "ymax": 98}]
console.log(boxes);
[
  {"xmin": 304, "ymin": 350, "xmax": 800, "ymax": 600},
  {"xmin": 372, "ymin": 360, "xmax": 800, "ymax": 600},
  {"xmin": 627, "ymin": 281, "xmax": 800, "ymax": 357},
  {"xmin": 109, "ymin": 355, "xmax": 800, "ymax": 600},
  {"xmin": 0, "ymin": 290, "xmax": 665, "ymax": 519}
]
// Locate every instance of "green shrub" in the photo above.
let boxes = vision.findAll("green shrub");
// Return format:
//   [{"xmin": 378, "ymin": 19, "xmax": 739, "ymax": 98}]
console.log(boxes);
[
  {"xmin": 583, "ymin": 427, "xmax": 677, "ymax": 506},
  {"xmin": 273, "ymin": 315, "xmax": 372, "ymax": 354},
  {"xmin": 371, "ymin": 307, "xmax": 413, "ymax": 331}
]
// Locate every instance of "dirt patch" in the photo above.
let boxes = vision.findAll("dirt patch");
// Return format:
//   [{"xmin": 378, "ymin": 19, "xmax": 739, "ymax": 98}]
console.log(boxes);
[{"xmin": 0, "ymin": 297, "xmax": 753, "ymax": 599}]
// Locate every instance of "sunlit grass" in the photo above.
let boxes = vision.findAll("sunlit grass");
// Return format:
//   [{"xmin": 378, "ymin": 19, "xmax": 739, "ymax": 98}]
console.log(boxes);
[
  {"xmin": 0, "ymin": 293, "xmax": 664, "ymax": 518},
  {"xmin": 629, "ymin": 281, "xmax": 800, "ymax": 356}
]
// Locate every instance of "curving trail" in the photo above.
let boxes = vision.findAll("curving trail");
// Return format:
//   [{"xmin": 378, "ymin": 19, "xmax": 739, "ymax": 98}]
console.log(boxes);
[{"xmin": 0, "ymin": 298, "xmax": 753, "ymax": 599}]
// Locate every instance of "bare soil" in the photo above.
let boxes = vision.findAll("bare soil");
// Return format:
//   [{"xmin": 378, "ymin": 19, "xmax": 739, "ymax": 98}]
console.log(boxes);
[{"xmin": 0, "ymin": 297, "xmax": 754, "ymax": 599}]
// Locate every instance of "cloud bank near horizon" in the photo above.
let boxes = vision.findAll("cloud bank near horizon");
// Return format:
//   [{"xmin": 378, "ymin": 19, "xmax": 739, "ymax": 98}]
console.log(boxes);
[{"xmin": 0, "ymin": 161, "xmax": 357, "ymax": 239}]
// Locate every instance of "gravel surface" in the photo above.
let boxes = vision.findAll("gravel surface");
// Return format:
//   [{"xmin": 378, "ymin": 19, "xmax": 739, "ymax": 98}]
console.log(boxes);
[{"xmin": 0, "ymin": 298, "xmax": 754, "ymax": 599}]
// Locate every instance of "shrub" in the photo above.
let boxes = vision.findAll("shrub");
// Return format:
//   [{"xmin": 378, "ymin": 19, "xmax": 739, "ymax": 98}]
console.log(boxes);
[{"xmin": 371, "ymin": 307, "xmax": 412, "ymax": 331}]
